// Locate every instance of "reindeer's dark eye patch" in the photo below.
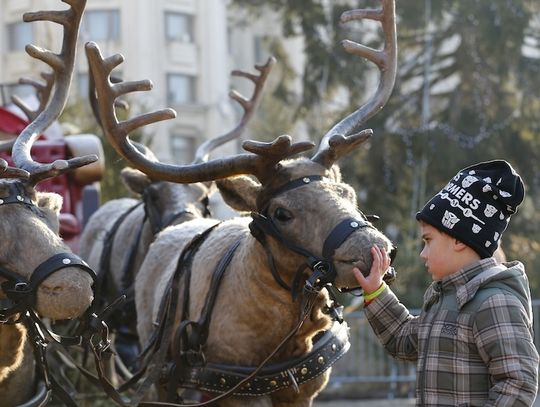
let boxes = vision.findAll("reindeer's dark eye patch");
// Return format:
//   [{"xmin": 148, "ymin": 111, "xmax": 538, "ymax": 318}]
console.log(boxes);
[{"xmin": 273, "ymin": 207, "xmax": 293, "ymax": 222}]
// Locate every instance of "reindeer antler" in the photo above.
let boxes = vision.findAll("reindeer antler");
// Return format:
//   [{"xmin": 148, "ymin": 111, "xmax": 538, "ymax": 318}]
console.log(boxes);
[
  {"xmin": 11, "ymin": 0, "xmax": 97, "ymax": 184},
  {"xmin": 193, "ymin": 57, "xmax": 276, "ymax": 163},
  {"xmin": 0, "ymin": 158, "xmax": 29, "ymax": 179},
  {"xmin": 312, "ymin": 0, "xmax": 397, "ymax": 168},
  {"xmin": 86, "ymin": 42, "xmax": 313, "ymax": 184},
  {"xmin": 11, "ymin": 72, "xmax": 55, "ymax": 122}
]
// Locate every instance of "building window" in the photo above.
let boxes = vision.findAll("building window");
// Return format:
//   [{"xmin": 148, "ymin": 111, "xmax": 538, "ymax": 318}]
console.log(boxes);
[
  {"xmin": 82, "ymin": 10, "xmax": 120, "ymax": 41},
  {"xmin": 170, "ymin": 134, "xmax": 195, "ymax": 164},
  {"xmin": 167, "ymin": 73, "xmax": 196, "ymax": 105},
  {"xmin": 7, "ymin": 22, "xmax": 33, "ymax": 51},
  {"xmin": 164, "ymin": 12, "xmax": 194, "ymax": 43}
]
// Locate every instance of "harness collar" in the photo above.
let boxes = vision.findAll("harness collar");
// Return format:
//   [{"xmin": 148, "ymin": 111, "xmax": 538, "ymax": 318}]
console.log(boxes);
[{"xmin": 174, "ymin": 320, "xmax": 350, "ymax": 397}]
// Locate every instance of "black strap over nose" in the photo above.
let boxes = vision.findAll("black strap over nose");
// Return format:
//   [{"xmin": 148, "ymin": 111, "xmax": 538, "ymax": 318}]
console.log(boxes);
[
  {"xmin": 322, "ymin": 218, "xmax": 371, "ymax": 259},
  {"xmin": 29, "ymin": 252, "xmax": 96, "ymax": 292}
]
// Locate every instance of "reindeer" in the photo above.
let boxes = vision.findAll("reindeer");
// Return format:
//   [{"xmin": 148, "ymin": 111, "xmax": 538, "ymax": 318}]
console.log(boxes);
[
  {"xmin": 87, "ymin": 0, "xmax": 397, "ymax": 405},
  {"xmin": 79, "ymin": 60, "xmax": 274, "ymax": 372},
  {"xmin": 0, "ymin": 1, "xmax": 97, "ymax": 405}
]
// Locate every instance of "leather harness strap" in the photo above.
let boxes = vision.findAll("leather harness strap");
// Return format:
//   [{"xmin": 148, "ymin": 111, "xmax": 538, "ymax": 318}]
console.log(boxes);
[{"xmin": 173, "ymin": 320, "xmax": 349, "ymax": 397}]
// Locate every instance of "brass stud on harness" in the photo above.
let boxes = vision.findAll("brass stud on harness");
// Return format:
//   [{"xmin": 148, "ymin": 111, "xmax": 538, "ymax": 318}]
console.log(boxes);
[
  {"xmin": 16, "ymin": 195, "xmax": 24, "ymax": 201},
  {"xmin": 350, "ymin": 221, "xmax": 359, "ymax": 228},
  {"xmin": 219, "ymin": 377, "xmax": 227, "ymax": 385},
  {"xmin": 0, "ymin": 199, "xmax": 3, "ymax": 204},
  {"xmin": 300, "ymin": 367, "xmax": 308, "ymax": 375},
  {"xmin": 270, "ymin": 380, "xmax": 277, "ymax": 387},
  {"xmin": 331, "ymin": 343, "xmax": 337, "ymax": 352},
  {"xmin": 302, "ymin": 177, "xmax": 311, "ymax": 183},
  {"xmin": 318, "ymin": 356, "xmax": 325, "ymax": 364},
  {"xmin": 62, "ymin": 258, "xmax": 72, "ymax": 265}
]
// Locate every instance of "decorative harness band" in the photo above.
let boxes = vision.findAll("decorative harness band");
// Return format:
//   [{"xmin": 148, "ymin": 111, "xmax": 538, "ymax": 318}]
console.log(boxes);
[{"xmin": 175, "ymin": 320, "xmax": 349, "ymax": 397}]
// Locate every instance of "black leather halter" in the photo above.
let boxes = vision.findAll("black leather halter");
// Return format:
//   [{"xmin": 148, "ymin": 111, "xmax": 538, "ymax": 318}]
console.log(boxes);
[
  {"xmin": 249, "ymin": 175, "xmax": 374, "ymax": 297},
  {"xmin": 0, "ymin": 183, "xmax": 96, "ymax": 321}
]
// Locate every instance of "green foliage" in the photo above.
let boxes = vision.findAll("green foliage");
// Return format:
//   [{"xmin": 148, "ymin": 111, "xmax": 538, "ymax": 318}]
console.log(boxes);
[{"xmin": 232, "ymin": 0, "xmax": 540, "ymax": 306}]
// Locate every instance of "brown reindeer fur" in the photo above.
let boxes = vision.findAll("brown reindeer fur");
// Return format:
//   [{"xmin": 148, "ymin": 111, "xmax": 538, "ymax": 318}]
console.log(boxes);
[
  {"xmin": 135, "ymin": 159, "xmax": 394, "ymax": 406},
  {"xmin": 0, "ymin": 325, "xmax": 36, "ymax": 407},
  {"xmin": 79, "ymin": 168, "xmax": 214, "ymax": 296}
]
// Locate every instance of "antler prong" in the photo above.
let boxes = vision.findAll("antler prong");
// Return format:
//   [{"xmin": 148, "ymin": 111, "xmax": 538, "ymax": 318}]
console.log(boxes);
[
  {"xmin": 341, "ymin": 8, "xmax": 383, "ymax": 23},
  {"xmin": 312, "ymin": 0, "xmax": 396, "ymax": 168},
  {"xmin": 341, "ymin": 40, "xmax": 385, "ymax": 68},
  {"xmin": 11, "ymin": 0, "xmax": 93, "ymax": 184},
  {"xmin": 113, "ymin": 80, "xmax": 153, "ymax": 98},
  {"xmin": 24, "ymin": 10, "xmax": 70, "ymax": 26},
  {"xmin": 121, "ymin": 110, "xmax": 177, "ymax": 135},
  {"xmin": 193, "ymin": 57, "xmax": 276, "ymax": 163},
  {"xmin": 25, "ymin": 45, "xmax": 64, "ymax": 70},
  {"xmin": 12, "ymin": 73, "xmax": 56, "ymax": 122},
  {"xmin": 0, "ymin": 158, "xmax": 30, "ymax": 179}
]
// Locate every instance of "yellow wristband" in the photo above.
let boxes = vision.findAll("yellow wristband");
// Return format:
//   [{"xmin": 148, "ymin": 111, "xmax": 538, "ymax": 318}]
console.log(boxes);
[{"xmin": 364, "ymin": 282, "xmax": 386, "ymax": 302}]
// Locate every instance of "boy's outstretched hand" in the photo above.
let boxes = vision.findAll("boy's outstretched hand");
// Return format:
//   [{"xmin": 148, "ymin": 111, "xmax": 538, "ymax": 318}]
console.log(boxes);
[{"xmin": 353, "ymin": 246, "xmax": 391, "ymax": 295}]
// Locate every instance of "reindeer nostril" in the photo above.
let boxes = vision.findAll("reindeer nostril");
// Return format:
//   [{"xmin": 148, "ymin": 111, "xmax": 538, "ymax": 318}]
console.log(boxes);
[{"xmin": 39, "ymin": 285, "xmax": 63, "ymax": 296}]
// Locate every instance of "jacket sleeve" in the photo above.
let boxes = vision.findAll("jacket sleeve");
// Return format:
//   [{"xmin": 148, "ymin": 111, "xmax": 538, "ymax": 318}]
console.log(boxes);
[
  {"xmin": 363, "ymin": 286, "xmax": 420, "ymax": 361},
  {"xmin": 473, "ymin": 293, "xmax": 539, "ymax": 406}
]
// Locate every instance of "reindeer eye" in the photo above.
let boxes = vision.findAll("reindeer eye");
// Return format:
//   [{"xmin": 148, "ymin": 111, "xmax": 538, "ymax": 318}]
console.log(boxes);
[{"xmin": 274, "ymin": 207, "xmax": 293, "ymax": 222}]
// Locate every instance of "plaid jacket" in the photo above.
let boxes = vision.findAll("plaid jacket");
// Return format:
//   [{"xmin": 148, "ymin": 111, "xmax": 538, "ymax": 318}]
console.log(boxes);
[{"xmin": 365, "ymin": 258, "xmax": 539, "ymax": 406}]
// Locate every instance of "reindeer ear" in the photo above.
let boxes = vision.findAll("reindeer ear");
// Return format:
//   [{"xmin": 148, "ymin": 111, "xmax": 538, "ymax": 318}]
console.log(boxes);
[
  {"xmin": 216, "ymin": 176, "xmax": 260, "ymax": 212},
  {"xmin": 37, "ymin": 192, "xmax": 63, "ymax": 214},
  {"xmin": 121, "ymin": 167, "xmax": 152, "ymax": 194}
]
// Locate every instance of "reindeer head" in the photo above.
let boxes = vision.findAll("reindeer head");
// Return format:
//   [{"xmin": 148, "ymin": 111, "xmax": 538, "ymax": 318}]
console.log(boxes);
[
  {"xmin": 0, "ymin": 0, "xmax": 96, "ymax": 321},
  {"xmin": 86, "ymin": 0, "xmax": 397, "ymax": 293}
]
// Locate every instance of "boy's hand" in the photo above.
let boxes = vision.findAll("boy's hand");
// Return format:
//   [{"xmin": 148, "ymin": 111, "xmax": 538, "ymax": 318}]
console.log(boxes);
[{"xmin": 353, "ymin": 246, "xmax": 391, "ymax": 294}]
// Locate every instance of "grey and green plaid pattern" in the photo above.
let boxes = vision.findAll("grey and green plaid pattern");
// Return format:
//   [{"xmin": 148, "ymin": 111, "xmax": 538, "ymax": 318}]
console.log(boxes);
[{"xmin": 365, "ymin": 259, "xmax": 539, "ymax": 406}]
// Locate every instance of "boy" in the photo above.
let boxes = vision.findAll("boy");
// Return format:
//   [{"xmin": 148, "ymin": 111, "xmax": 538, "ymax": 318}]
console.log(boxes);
[{"xmin": 353, "ymin": 160, "xmax": 539, "ymax": 406}]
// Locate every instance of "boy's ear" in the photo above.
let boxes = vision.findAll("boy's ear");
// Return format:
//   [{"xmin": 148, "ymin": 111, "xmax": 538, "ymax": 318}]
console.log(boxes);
[{"xmin": 454, "ymin": 239, "xmax": 468, "ymax": 252}]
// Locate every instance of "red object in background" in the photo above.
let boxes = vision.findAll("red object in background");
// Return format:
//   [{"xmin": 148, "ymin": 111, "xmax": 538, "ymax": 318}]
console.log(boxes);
[
  {"xmin": 0, "ymin": 106, "xmax": 28, "ymax": 135},
  {"xmin": 0, "ymin": 106, "xmax": 84, "ymax": 252}
]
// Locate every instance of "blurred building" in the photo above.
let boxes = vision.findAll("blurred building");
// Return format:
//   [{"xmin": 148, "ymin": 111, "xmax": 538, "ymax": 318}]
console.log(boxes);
[{"xmin": 0, "ymin": 0, "xmax": 305, "ymax": 164}]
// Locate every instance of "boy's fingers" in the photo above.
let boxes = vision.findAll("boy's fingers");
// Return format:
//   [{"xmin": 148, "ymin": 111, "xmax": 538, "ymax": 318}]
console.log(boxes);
[{"xmin": 353, "ymin": 267, "xmax": 366, "ymax": 284}]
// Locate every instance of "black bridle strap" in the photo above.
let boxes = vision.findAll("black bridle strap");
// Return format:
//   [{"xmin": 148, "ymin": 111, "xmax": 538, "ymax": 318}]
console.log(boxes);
[
  {"xmin": 322, "ymin": 218, "xmax": 371, "ymax": 260},
  {"xmin": 29, "ymin": 252, "xmax": 96, "ymax": 292},
  {"xmin": 257, "ymin": 175, "xmax": 324, "ymax": 211},
  {"xmin": 98, "ymin": 202, "xmax": 143, "ymax": 295}
]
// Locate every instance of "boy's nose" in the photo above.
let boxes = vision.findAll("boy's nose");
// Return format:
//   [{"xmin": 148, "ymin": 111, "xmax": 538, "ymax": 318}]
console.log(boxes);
[{"xmin": 419, "ymin": 247, "xmax": 427, "ymax": 260}]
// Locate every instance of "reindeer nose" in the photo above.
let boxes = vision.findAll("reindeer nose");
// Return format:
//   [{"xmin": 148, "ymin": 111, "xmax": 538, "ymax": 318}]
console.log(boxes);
[{"xmin": 35, "ymin": 269, "xmax": 94, "ymax": 320}]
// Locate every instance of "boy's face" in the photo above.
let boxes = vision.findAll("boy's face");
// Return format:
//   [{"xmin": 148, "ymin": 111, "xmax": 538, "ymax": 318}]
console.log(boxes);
[{"xmin": 420, "ymin": 223, "xmax": 460, "ymax": 280}]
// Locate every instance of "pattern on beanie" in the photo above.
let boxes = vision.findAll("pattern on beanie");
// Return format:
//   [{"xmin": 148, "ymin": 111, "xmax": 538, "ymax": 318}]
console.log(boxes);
[{"xmin": 416, "ymin": 160, "xmax": 524, "ymax": 258}]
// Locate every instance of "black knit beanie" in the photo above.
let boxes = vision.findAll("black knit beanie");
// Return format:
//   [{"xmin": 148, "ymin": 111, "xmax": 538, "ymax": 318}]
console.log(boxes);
[{"xmin": 416, "ymin": 160, "xmax": 525, "ymax": 258}]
